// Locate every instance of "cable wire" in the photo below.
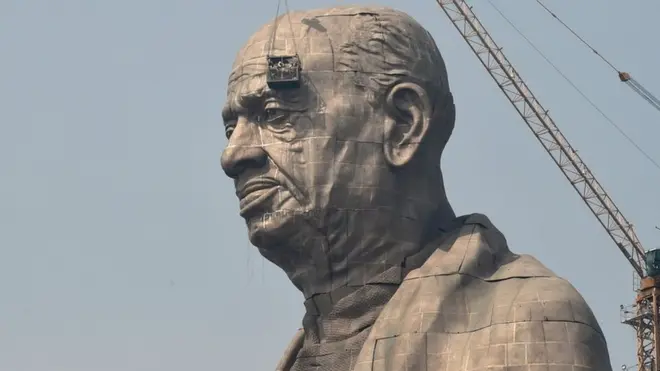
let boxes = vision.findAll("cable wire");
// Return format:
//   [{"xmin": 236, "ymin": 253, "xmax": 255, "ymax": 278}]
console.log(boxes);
[
  {"xmin": 485, "ymin": 0, "xmax": 660, "ymax": 171},
  {"xmin": 628, "ymin": 77, "xmax": 660, "ymax": 111},
  {"xmin": 266, "ymin": 0, "xmax": 282, "ymax": 56},
  {"xmin": 536, "ymin": 0, "xmax": 660, "ymax": 115},
  {"xmin": 267, "ymin": 0, "xmax": 299, "ymax": 56},
  {"xmin": 535, "ymin": 0, "xmax": 619, "ymax": 73},
  {"xmin": 283, "ymin": 0, "xmax": 299, "ymax": 55}
]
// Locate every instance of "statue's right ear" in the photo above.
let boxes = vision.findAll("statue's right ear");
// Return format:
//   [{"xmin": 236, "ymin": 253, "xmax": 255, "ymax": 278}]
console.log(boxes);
[{"xmin": 383, "ymin": 82, "xmax": 432, "ymax": 168}]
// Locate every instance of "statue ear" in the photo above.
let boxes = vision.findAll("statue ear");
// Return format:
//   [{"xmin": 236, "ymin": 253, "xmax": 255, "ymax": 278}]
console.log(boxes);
[{"xmin": 383, "ymin": 82, "xmax": 432, "ymax": 167}]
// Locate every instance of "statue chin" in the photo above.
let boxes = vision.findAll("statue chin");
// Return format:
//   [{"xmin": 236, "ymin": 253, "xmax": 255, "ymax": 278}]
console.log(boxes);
[{"xmin": 244, "ymin": 207, "xmax": 312, "ymax": 250}]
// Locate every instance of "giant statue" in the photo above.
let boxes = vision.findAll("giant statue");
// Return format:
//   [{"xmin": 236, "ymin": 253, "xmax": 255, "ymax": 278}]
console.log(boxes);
[{"xmin": 221, "ymin": 5, "xmax": 612, "ymax": 371}]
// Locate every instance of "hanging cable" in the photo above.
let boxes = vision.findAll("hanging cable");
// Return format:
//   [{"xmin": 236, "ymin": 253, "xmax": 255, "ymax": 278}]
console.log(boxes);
[
  {"xmin": 283, "ymin": 0, "xmax": 299, "ymax": 55},
  {"xmin": 535, "ymin": 0, "xmax": 618, "ymax": 73},
  {"xmin": 266, "ymin": 0, "xmax": 282, "ymax": 56},
  {"xmin": 485, "ymin": 0, "xmax": 660, "ymax": 171},
  {"xmin": 265, "ymin": 0, "xmax": 301, "ymax": 89},
  {"xmin": 535, "ymin": 0, "xmax": 660, "ymax": 115},
  {"xmin": 625, "ymin": 75, "xmax": 660, "ymax": 112},
  {"xmin": 267, "ymin": 0, "xmax": 299, "ymax": 56}
]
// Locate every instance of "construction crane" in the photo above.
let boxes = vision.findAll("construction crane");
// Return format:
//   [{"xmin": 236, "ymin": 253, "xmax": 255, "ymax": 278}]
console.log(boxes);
[{"xmin": 433, "ymin": 0, "xmax": 660, "ymax": 369}]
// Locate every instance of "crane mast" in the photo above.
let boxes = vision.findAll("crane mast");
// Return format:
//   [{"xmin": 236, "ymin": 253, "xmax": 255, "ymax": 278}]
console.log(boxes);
[{"xmin": 434, "ymin": 0, "xmax": 658, "ymax": 369}]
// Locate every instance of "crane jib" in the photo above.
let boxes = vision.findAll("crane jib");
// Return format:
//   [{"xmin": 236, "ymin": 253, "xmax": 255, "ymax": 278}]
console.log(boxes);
[
  {"xmin": 435, "ymin": 0, "xmax": 647, "ymax": 279},
  {"xmin": 435, "ymin": 1, "xmax": 656, "ymax": 368}
]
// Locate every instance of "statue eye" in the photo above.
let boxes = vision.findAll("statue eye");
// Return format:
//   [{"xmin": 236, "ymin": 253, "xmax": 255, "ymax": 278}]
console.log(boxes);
[
  {"xmin": 263, "ymin": 108, "xmax": 287, "ymax": 123},
  {"xmin": 225, "ymin": 125, "xmax": 234, "ymax": 139}
]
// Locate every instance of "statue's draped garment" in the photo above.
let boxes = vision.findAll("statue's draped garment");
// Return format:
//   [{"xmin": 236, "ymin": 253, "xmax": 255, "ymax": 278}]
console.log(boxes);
[{"xmin": 276, "ymin": 214, "xmax": 611, "ymax": 371}]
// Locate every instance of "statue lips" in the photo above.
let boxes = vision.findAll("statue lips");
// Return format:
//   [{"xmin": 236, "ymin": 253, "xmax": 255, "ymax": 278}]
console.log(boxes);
[{"xmin": 237, "ymin": 178, "xmax": 280, "ymax": 218}]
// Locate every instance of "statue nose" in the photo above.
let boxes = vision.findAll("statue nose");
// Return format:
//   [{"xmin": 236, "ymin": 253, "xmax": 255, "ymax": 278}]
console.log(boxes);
[{"xmin": 221, "ymin": 121, "xmax": 268, "ymax": 178}]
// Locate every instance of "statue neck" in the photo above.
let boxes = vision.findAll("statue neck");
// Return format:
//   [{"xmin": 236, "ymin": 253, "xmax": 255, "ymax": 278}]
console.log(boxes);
[{"xmin": 289, "ymin": 200, "xmax": 455, "ymax": 344}]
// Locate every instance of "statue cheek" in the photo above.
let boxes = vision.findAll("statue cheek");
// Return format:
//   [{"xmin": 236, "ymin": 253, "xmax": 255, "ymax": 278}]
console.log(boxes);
[{"xmin": 269, "ymin": 113, "xmax": 314, "ymax": 143}]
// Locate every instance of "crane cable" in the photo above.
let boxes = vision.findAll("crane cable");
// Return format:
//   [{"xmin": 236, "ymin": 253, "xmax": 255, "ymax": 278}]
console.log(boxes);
[
  {"xmin": 484, "ymin": 0, "xmax": 660, "ymax": 172},
  {"xmin": 536, "ymin": 0, "xmax": 660, "ymax": 114},
  {"xmin": 267, "ymin": 0, "xmax": 298, "ymax": 56}
]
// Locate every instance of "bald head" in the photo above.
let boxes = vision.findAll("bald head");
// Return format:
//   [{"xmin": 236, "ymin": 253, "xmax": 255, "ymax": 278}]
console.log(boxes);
[
  {"xmin": 232, "ymin": 6, "xmax": 447, "ymax": 83},
  {"xmin": 229, "ymin": 5, "xmax": 455, "ymax": 153}
]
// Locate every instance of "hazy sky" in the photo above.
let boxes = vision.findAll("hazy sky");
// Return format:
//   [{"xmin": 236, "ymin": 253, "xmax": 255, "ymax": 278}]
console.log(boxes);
[{"xmin": 2, "ymin": 1, "xmax": 660, "ymax": 370}]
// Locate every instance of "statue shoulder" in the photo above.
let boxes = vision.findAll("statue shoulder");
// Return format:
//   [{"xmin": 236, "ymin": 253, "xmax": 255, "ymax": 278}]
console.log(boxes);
[
  {"xmin": 507, "ymin": 271, "xmax": 601, "ymax": 325},
  {"xmin": 409, "ymin": 213, "xmax": 557, "ymax": 281},
  {"xmin": 359, "ymin": 270, "xmax": 613, "ymax": 370},
  {"xmin": 354, "ymin": 214, "xmax": 613, "ymax": 370}
]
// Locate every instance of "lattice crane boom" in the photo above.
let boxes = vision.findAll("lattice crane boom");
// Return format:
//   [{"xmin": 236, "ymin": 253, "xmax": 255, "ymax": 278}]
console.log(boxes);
[{"xmin": 435, "ymin": 0, "xmax": 647, "ymax": 279}]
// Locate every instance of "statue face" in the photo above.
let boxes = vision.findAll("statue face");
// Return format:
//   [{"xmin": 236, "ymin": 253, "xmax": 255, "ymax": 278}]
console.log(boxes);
[
  {"xmin": 221, "ymin": 64, "xmax": 391, "ymax": 248},
  {"xmin": 221, "ymin": 7, "xmax": 452, "ymax": 251}
]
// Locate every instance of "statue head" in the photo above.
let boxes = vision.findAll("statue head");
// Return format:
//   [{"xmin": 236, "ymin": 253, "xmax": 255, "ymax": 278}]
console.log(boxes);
[{"xmin": 221, "ymin": 6, "xmax": 456, "ymax": 289}]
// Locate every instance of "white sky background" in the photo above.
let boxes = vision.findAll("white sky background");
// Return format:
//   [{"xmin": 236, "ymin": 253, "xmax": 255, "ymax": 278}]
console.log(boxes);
[{"xmin": 1, "ymin": 0, "xmax": 659, "ymax": 369}]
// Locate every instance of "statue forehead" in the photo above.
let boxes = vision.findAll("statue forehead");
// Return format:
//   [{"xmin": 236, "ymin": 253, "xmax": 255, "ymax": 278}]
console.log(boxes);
[{"xmin": 228, "ymin": 6, "xmax": 434, "ymax": 88}]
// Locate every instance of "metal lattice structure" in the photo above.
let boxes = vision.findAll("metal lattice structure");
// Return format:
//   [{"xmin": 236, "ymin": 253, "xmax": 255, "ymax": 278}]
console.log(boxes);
[
  {"xmin": 434, "ymin": 0, "xmax": 657, "ymax": 368},
  {"xmin": 623, "ymin": 279, "xmax": 660, "ymax": 370}
]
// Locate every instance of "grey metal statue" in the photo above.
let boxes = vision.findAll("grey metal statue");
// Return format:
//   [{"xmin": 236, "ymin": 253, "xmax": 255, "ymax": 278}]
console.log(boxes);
[{"xmin": 221, "ymin": 5, "xmax": 613, "ymax": 371}]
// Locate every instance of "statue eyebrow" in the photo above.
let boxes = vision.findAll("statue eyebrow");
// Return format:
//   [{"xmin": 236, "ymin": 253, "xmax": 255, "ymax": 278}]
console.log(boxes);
[
  {"xmin": 221, "ymin": 83, "xmax": 305, "ymax": 125},
  {"xmin": 223, "ymin": 87, "xmax": 287, "ymax": 123},
  {"xmin": 221, "ymin": 105, "xmax": 235, "ymax": 124},
  {"xmin": 237, "ymin": 88, "xmax": 276, "ymax": 107},
  {"xmin": 221, "ymin": 89, "xmax": 268, "ymax": 123}
]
